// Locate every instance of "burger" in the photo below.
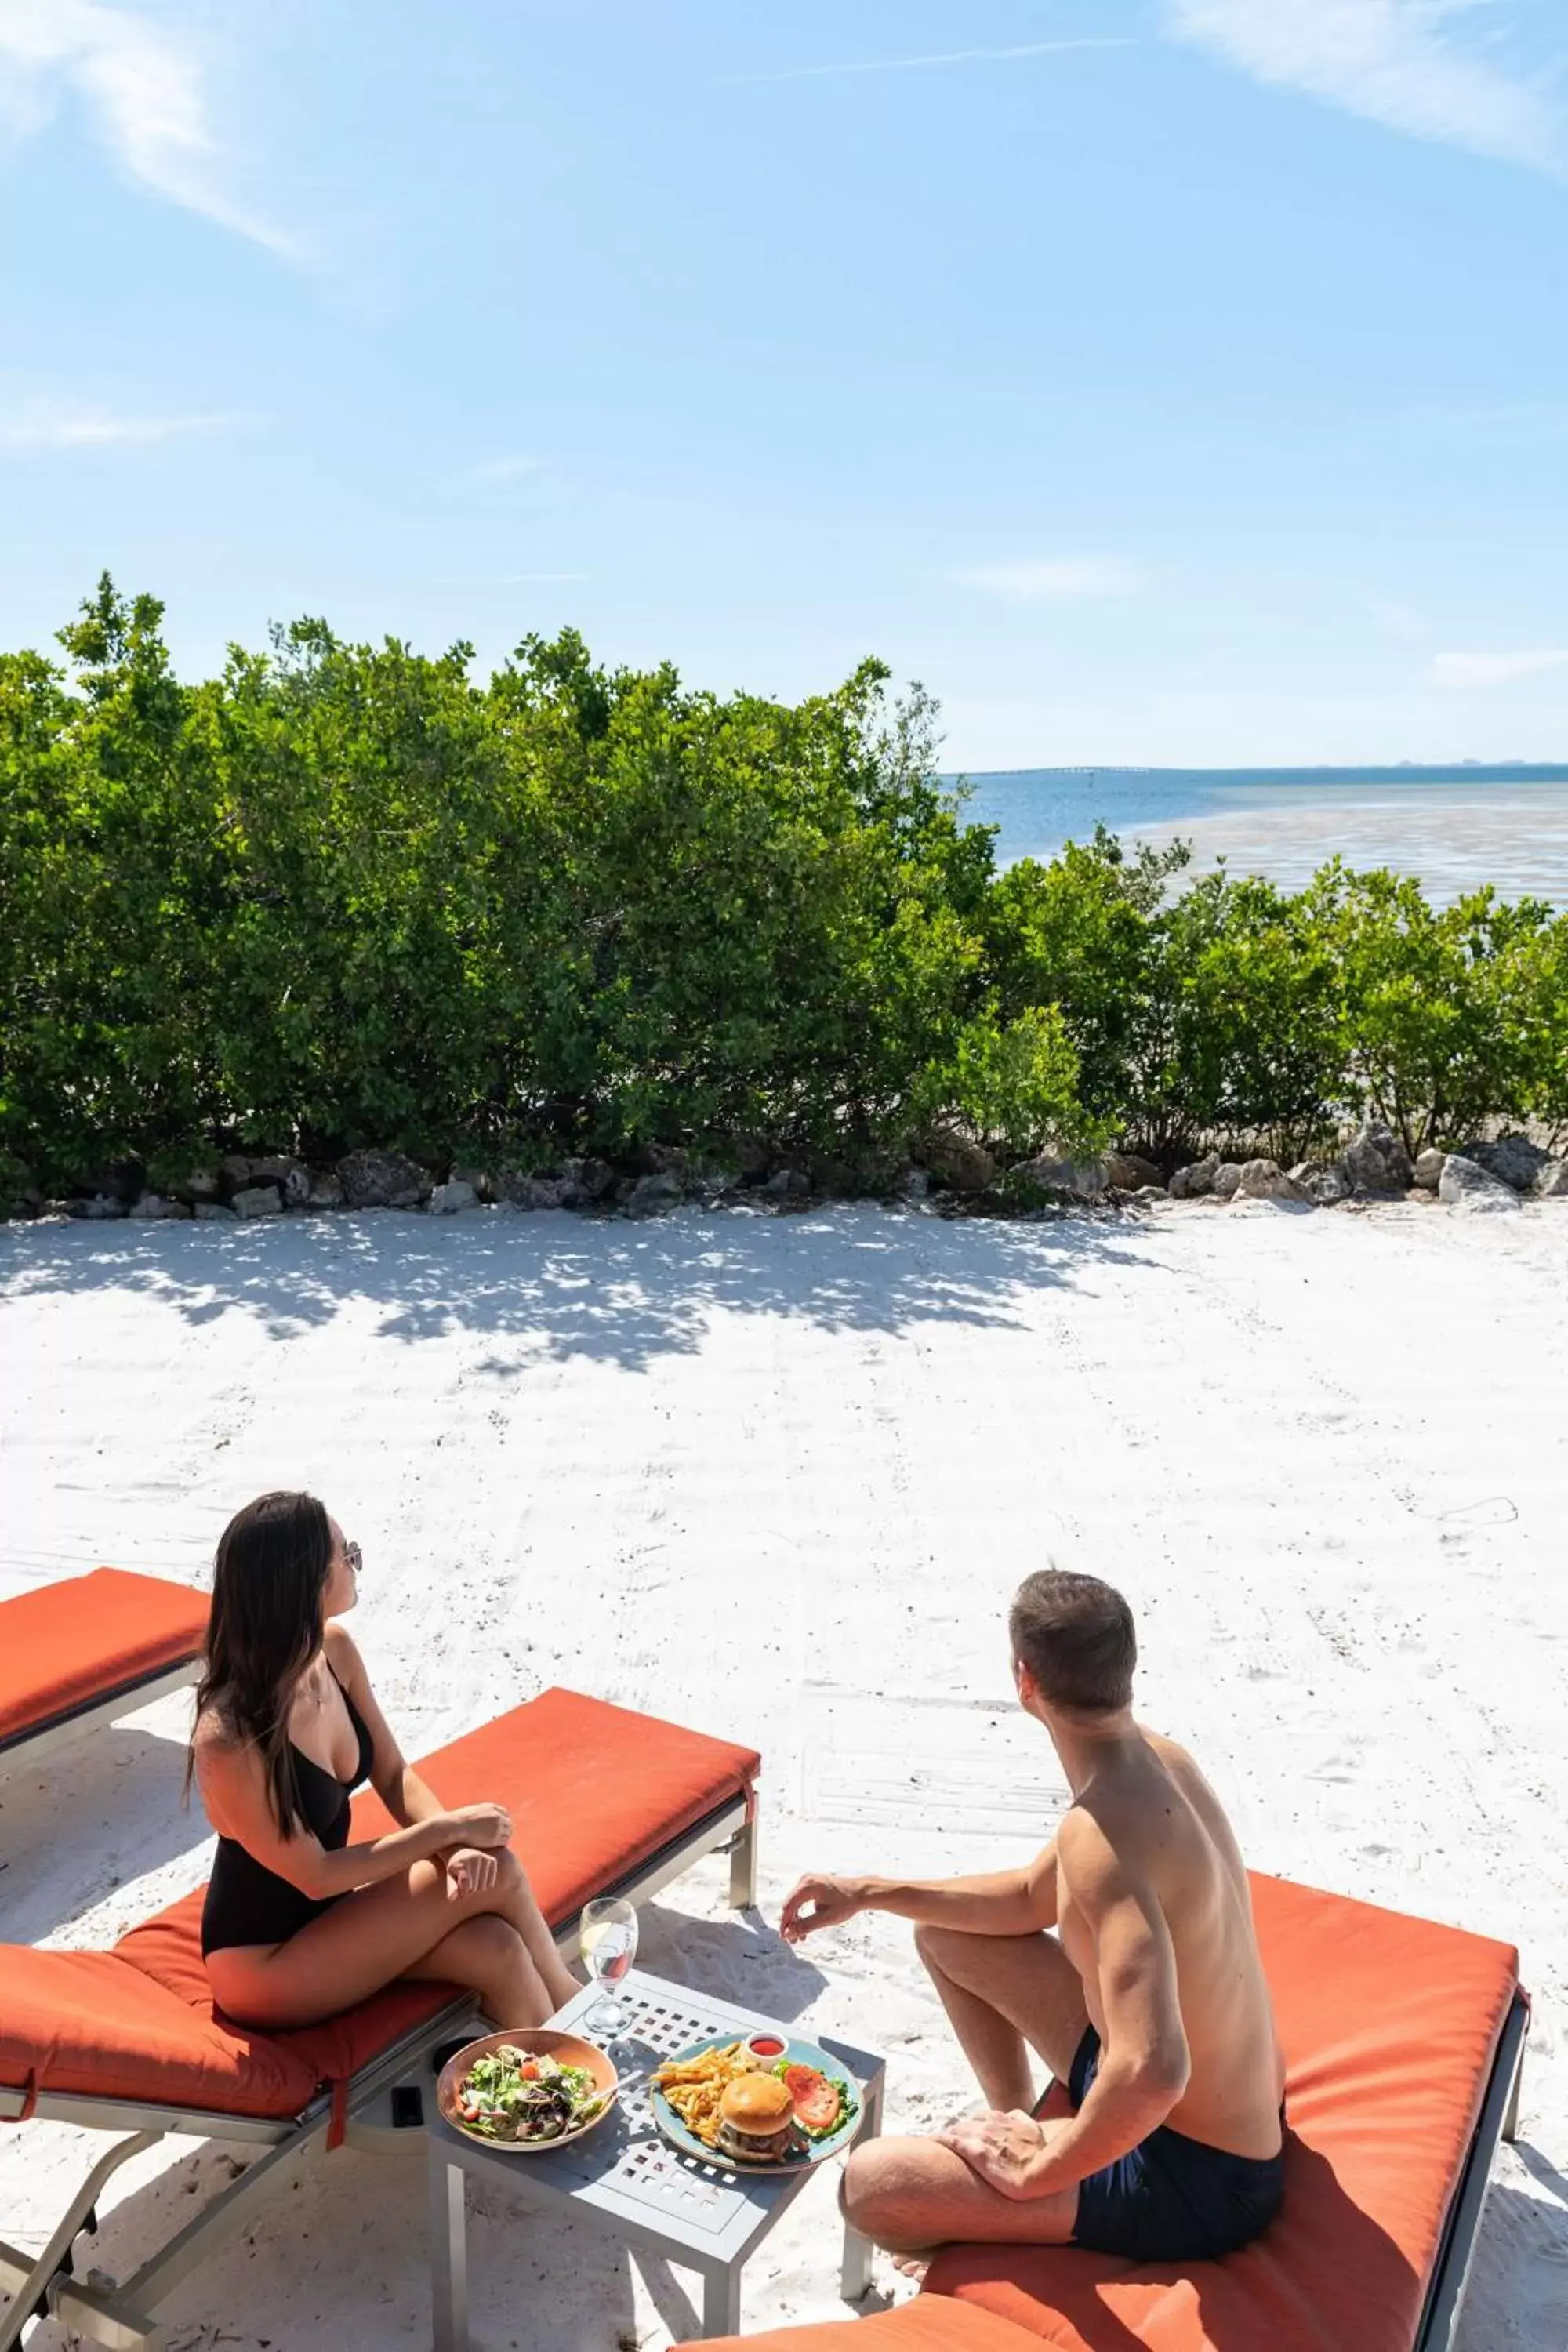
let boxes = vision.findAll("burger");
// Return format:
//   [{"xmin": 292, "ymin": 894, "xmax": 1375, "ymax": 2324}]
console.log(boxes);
[{"xmin": 717, "ymin": 2070, "xmax": 797, "ymax": 2164}]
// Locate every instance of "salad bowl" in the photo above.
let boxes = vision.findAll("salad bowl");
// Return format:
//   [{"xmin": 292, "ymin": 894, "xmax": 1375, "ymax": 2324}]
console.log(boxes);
[{"xmin": 435, "ymin": 2027, "xmax": 619, "ymax": 2152}]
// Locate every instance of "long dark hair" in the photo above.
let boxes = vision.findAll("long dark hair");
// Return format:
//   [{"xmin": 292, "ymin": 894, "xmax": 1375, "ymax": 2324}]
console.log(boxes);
[{"xmin": 187, "ymin": 1491, "xmax": 333, "ymax": 1835}]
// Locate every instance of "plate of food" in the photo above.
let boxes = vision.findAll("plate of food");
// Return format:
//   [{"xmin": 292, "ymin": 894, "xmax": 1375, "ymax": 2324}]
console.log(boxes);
[
  {"xmin": 436, "ymin": 2027, "xmax": 618, "ymax": 2152},
  {"xmin": 651, "ymin": 2031, "xmax": 862, "ymax": 2172}
]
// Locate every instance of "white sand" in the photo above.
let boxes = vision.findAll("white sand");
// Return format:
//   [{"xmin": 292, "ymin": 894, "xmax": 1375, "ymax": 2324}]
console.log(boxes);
[
  {"xmin": 2, "ymin": 1200, "xmax": 1565, "ymax": 2350},
  {"xmin": 1129, "ymin": 785, "xmax": 1568, "ymax": 906}
]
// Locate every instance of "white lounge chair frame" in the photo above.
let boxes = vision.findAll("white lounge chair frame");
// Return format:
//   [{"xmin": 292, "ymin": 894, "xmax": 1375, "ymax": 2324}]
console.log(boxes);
[{"xmin": 0, "ymin": 1792, "xmax": 757, "ymax": 2352}]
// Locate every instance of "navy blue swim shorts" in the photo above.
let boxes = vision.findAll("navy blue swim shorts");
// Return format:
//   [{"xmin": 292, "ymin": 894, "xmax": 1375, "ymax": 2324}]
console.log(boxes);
[{"xmin": 1066, "ymin": 2027, "xmax": 1285, "ymax": 2263}]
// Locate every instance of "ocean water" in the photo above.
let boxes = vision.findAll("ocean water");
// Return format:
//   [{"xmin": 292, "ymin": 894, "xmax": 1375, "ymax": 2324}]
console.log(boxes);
[{"xmin": 958, "ymin": 766, "xmax": 1568, "ymax": 908}]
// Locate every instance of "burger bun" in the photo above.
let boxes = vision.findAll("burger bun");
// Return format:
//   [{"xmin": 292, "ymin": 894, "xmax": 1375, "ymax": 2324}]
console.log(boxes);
[
  {"xmin": 720, "ymin": 2071, "xmax": 794, "ymax": 2131},
  {"xmin": 716, "ymin": 2066, "xmax": 798, "ymax": 2161}
]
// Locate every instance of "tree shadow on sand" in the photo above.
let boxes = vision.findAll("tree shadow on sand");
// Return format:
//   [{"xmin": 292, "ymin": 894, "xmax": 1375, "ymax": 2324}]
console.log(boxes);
[{"xmin": 2, "ymin": 1205, "xmax": 1163, "ymax": 1374}]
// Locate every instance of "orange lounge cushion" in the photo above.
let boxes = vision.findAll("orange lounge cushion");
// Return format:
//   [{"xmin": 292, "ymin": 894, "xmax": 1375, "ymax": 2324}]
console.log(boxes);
[
  {"xmin": 924, "ymin": 1872, "xmax": 1520, "ymax": 2352},
  {"xmin": 0, "ymin": 1944, "xmax": 319, "ymax": 2118},
  {"xmin": 3, "ymin": 1686, "xmax": 759, "ymax": 2122},
  {"xmin": 111, "ymin": 1887, "xmax": 458, "ymax": 2103},
  {"xmin": 709, "ymin": 2306, "xmax": 1036, "ymax": 2350},
  {"xmin": 0, "ymin": 1567, "xmax": 207, "ymax": 1745},
  {"xmin": 347, "ymin": 1684, "xmax": 759, "ymax": 1933}
]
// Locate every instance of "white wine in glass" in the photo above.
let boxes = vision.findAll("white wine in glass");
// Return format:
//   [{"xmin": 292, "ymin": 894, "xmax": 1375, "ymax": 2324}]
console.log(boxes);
[{"xmin": 580, "ymin": 1896, "xmax": 637, "ymax": 2034}]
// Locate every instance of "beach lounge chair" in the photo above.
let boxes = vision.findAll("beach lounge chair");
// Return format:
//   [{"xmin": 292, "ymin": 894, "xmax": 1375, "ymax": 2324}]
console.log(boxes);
[
  {"xmin": 711, "ymin": 1874, "xmax": 1526, "ymax": 2352},
  {"xmin": 0, "ymin": 1569, "xmax": 208, "ymax": 1773},
  {"xmin": 0, "ymin": 1684, "xmax": 760, "ymax": 2352}
]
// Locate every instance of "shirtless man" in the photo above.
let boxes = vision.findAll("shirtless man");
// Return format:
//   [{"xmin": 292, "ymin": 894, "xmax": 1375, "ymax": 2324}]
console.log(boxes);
[{"xmin": 781, "ymin": 1569, "xmax": 1287, "ymax": 2262}]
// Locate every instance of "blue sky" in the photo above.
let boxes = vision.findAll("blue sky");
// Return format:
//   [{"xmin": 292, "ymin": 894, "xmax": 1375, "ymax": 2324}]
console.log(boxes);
[{"xmin": 2, "ymin": 0, "xmax": 1567, "ymax": 768}]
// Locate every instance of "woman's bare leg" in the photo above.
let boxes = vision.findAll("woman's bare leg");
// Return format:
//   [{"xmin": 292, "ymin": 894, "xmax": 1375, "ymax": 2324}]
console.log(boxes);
[
  {"xmin": 484, "ymin": 1849, "xmax": 578, "ymax": 2011},
  {"xmin": 401, "ymin": 1914, "xmax": 552, "ymax": 2025},
  {"xmin": 207, "ymin": 1852, "xmax": 566, "ymax": 2029}
]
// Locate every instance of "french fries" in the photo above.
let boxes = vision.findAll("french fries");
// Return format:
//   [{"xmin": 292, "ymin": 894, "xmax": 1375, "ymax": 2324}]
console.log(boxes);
[{"xmin": 653, "ymin": 2041, "xmax": 753, "ymax": 2148}]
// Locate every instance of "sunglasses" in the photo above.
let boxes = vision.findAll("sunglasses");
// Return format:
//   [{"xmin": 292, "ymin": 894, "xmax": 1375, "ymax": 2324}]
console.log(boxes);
[{"xmin": 344, "ymin": 1540, "xmax": 363, "ymax": 1575}]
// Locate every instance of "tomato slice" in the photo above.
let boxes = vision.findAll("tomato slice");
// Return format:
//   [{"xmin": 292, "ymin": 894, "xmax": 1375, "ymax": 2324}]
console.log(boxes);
[
  {"xmin": 782, "ymin": 2064, "xmax": 840, "ymax": 2132},
  {"xmin": 517, "ymin": 2061, "xmax": 539, "ymax": 2080}
]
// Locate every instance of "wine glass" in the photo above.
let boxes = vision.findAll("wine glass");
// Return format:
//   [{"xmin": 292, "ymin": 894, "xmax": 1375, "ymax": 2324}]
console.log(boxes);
[{"xmin": 580, "ymin": 1896, "xmax": 637, "ymax": 2035}]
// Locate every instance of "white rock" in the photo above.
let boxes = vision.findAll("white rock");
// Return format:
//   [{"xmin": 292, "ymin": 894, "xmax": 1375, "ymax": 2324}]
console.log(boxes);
[
  {"xmin": 1466, "ymin": 1134, "xmax": 1550, "ymax": 1192},
  {"xmin": 503, "ymin": 1174, "xmax": 574, "ymax": 1210},
  {"xmin": 1105, "ymin": 1151, "xmax": 1163, "ymax": 1192},
  {"xmin": 427, "ymin": 1180, "xmax": 477, "ymax": 1215},
  {"xmin": 920, "ymin": 1129, "xmax": 999, "ymax": 1194},
  {"xmin": 1344, "ymin": 1121, "xmax": 1415, "ymax": 1195},
  {"xmin": 1288, "ymin": 1160, "xmax": 1350, "ymax": 1204},
  {"xmin": 68, "ymin": 1193, "xmax": 125, "ymax": 1219},
  {"xmin": 626, "ymin": 1172, "xmax": 683, "ymax": 1217},
  {"xmin": 1169, "ymin": 1154, "xmax": 1220, "ymax": 1200},
  {"xmin": 1438, "ymin": 1155, "xmax": 1519, "ymax": 1214},
  {"xmin": 1233, "ymin": 1159, "xmax": 1312, "ymax": 1204},
  {"xmin": 1011, "ymin": 1152, "xmax": 1106, "ymax": 1200},
  {"xmin": 231, "ymin": 1185, "xmax": 283, "ymax": 1218},
  {"xmin": 338, "ymin": 1149, "xmax": 430, "ymax": 1210}
]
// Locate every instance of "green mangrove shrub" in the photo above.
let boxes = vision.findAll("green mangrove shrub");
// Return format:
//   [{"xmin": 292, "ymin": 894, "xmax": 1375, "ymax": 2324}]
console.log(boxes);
[{"xmin": 2, "ymin": 579, "xmax": 1564, "ymax": 1195}]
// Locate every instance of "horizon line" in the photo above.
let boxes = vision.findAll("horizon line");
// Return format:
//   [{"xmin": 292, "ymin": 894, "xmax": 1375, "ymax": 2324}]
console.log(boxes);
[{"xmin": 953, "ymin": 759, "xmax": 1568, "ymax": 779}]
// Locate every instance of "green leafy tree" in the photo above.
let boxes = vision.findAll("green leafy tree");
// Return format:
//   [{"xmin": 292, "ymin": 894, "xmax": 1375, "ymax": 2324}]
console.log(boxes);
[
  {"xmin": 0, "ymin": 577, "xmax": 227, "ymax": 1178},
  {"xmin": 1303, "ymin": 865, "xmax": 1555, "ymax": 1151},
  {"xmin": 3, "ymin": 583, "xmax": 1559, "ymax": 1196}
]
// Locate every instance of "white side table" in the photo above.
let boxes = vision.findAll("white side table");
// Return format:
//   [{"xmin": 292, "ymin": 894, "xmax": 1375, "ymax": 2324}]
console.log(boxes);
[{"xmin": 428, "ymin": 1968, "xmax": 885, "ymax": 2345}]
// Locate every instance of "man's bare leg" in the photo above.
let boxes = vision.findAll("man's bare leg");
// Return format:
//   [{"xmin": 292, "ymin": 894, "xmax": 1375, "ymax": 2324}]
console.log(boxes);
[
  {"xmin": 915, "ymin": 1922, "xmax": 1090, "ymax": 2113},
  {"xmin": 844, "ymin": 2125, "xmax": 1079, "ymax": 2256}
]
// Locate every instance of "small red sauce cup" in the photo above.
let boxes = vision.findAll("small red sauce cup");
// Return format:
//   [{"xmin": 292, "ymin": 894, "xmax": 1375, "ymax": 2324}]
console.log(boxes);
[{"xmin": 746, "ymin": 2033, "xmax": 787, "ymax": 2063}]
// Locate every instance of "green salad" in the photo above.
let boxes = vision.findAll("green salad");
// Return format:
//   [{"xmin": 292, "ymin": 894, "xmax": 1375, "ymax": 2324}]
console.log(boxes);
[{"xmin": 453, "ymin": 2046, "xmax": 608, "ymax": 2143}]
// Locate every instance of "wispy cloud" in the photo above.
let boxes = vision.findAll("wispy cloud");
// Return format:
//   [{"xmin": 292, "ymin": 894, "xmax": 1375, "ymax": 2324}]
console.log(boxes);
[
  {"xmin": 728, "ymin": 37, "xmax": 1134, "ymax": 88},
  {"xmin": 0, "ymin": 395, "xmax": 256, "ymax": 452},
  {"xmin": 469, "ymin": 456, "xmax": 550, "ymax": 482},
  {"xmin": 1431, "ymin": 647, "xmax": 1568, "ymax": 687},
  {"xmin": 0, "ymin": 0, "xmax": 296, "ymax": 255},
  {"xmin": 1164, "ymin": 0, "xmax": 1562, "ymax": 174},
  {"xmin": 953, "ymin": 556, "xmax": 1145, "ymax": 598},
  {"xmin": 1366, "ymin": 593, "xmax": 1426, "ymax": 641}
]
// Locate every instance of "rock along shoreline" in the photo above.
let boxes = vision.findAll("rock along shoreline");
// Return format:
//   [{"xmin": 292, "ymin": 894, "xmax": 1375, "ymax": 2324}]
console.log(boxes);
[{"xmin": 12, "ymin": 1122, "xmax": 1567, "ymax": 1231}]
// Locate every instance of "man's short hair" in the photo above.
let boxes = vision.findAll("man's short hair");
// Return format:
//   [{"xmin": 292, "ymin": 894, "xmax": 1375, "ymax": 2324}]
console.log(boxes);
[{"xmin": 1009, "ymin": 1569, "xmax": 1136, "ymax": 1715}]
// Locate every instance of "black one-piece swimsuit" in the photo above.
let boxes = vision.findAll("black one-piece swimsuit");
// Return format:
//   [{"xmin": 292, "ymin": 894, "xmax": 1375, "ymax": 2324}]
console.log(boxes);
[{"xmin": 201, "ymin": 1668, "xmax": 376, "ymax": 1958}]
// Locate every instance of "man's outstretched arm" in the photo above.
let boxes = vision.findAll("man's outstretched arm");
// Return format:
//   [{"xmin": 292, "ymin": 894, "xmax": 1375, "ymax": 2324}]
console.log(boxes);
[{"xmin": 781, "ymin": 1843, "xmax": 1058, "ymax": 1943}]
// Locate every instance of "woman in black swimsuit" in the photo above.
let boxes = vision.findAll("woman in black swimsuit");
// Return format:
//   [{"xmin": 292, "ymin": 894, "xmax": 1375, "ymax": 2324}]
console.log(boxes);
[{"xmin": 191, "ymin": 1491, "xmax": 577, "ymax": 2031}]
